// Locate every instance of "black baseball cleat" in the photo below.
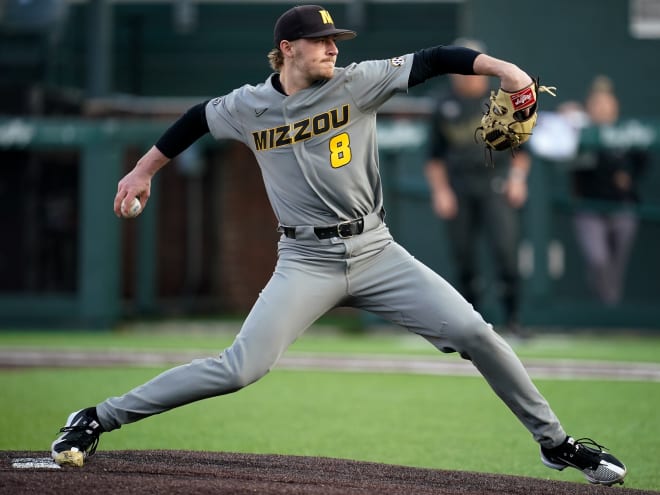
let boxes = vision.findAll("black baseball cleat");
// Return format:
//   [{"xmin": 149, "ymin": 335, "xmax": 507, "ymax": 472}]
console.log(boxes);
[
  {"xmin": 51, "ymin": 407, "xmax": 104, "ymax": 467},
  {"xmin": 540, "ymin": 436, "xmax": 626, "ymax": 486}
]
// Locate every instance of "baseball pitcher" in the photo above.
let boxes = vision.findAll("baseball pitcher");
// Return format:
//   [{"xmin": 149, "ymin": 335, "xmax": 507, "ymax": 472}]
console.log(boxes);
[{"xmin": 51, "ymin": 4, "xmax": 625, "ymax": 486}]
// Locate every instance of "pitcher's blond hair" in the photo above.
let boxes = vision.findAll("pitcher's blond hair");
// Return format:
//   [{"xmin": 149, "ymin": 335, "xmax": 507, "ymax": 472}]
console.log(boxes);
[{"xmin": 268, "ymin": 48, "xmax": 284, "ymax": 72}]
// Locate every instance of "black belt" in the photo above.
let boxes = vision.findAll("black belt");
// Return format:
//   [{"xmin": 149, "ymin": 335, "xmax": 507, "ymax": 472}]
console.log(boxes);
[{"xmin": 283, "ymin": 217, "xmax": 365, "ymax": 240}]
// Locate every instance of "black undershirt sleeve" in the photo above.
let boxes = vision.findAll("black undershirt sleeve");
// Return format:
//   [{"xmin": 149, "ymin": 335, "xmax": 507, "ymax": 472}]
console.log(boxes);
[
  {"xmin": 408, "ymin": 46, "xmax": 481, "ymax": 88},
  {"xmin": 155, "ymin": 100, "xmax": 211, "ymax": 159},
  {"xmin": 154, "ymin": 49, "xmax": 478, "ymax": 156}
]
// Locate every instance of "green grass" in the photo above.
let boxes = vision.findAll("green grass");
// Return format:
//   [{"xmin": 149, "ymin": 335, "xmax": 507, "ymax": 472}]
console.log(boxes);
[
  {"xmin": 2, "ymin": 323, "xmax": 660, "ymax": 363},
  {"xmin": 1, "ymin": 325, "xmax": 660, "ymax": 491}
]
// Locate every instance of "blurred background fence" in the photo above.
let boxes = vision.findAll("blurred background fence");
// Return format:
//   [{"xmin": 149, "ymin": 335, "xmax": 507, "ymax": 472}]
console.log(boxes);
[{"xmin": 1, "ymin": 0, "xmax": 659, "ymax": 329}]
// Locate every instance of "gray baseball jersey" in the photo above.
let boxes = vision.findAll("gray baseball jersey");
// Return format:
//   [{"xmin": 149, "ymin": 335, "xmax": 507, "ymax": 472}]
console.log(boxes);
[
  {"xmin": 96, "ymin": 54, "xmax": 566, "ymax": 450},
  {"xmin": 205, "ymin": 56, "xmax": 410, "ymax": 226}
]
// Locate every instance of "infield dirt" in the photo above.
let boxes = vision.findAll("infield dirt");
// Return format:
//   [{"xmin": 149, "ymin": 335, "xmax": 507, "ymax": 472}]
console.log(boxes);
[{"xmin": 2, "ymin": 450, "xmax": 659, "ymax": 495}]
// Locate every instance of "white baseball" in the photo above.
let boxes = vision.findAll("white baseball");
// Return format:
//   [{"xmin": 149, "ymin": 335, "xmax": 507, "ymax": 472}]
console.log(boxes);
[{"xmin": 121, "ymin": 197, "xmax": 142, "ymax": 218}]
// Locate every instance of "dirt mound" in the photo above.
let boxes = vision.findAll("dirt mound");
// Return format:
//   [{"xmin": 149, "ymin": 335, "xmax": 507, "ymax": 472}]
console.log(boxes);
[{"xmin": 2, "ymin": 450, "xmax": 657, "ymax": 495}]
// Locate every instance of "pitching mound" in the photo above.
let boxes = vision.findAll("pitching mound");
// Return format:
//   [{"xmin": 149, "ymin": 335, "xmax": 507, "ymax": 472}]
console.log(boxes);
[{"xmin": 2, "ymin": 450, "xmax": 656, "ymax": 495}]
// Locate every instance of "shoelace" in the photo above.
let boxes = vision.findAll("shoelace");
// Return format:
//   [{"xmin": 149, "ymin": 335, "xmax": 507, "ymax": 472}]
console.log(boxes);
[
  {"xmin": 538, "ymin": 85, "xmax": 557, "ymax": 97},
  {"xmin": 574, "ymin": 437, "xmax": 608, "ymax": 451},
  {"xmin": 58, "ymin": 425, "xmax": 100, "ymax": 456},
  {"xmin": 569, "ymin": 437, "xmax": 608, "ymax": 469}
]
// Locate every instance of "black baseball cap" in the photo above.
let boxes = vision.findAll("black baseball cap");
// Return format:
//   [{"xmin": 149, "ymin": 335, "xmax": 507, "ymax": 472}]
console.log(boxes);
[{"xmin": 273, "ymin": 5, "xmax": 357, "ymax": 47}]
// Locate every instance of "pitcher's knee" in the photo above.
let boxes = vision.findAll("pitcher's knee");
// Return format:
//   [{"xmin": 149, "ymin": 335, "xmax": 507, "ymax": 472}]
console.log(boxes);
[
  {"xmin": 225, "ymin": 359, "xmax": 270, "ymax": 390},
  {"xmin": 208, "ymin": 331, "xmax": 286, "ymax": 393},
  {"xmin": 446, "ymin": 316, "xmax": 496, "ymax": 360},
  {"xmin": 199, "ymin": 351, "xmax": 271, "ymax": 394}
]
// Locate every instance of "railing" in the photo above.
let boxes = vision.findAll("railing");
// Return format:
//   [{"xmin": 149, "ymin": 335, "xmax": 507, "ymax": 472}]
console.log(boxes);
[{"xmin": 1, "ymin": 114, "xmax": 659, "ymax": 329}]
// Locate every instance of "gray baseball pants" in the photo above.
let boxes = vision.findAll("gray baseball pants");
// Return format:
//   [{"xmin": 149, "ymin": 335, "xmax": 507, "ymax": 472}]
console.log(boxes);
[{"xmin": 97, "ymin": 215, "xmax": 566, "ymax": 448}]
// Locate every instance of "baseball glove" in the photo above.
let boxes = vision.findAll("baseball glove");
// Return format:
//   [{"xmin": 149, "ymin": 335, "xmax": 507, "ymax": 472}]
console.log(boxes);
[{"xmin": 477, "ymin": 78, "xmax": 556, "ymax": 155}]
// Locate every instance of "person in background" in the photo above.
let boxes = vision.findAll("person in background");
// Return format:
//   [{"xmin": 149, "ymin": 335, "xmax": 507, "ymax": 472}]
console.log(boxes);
[
  {"xmin": 570, "ymin": 75, "xmax": 649, "ymax": 305},
  {"xmin": 424, "ymin": 38, "xmax": 531, "ymax": 338}
]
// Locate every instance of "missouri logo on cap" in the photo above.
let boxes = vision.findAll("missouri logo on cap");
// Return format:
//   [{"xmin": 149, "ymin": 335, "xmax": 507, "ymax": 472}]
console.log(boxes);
[
  {"xmin": 319, "ymin": 9, "xmax": 333, "ymax": 24},
  {"xmin": 273, "ymin": 4, "xmax": 357, "ymax": 47}
]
